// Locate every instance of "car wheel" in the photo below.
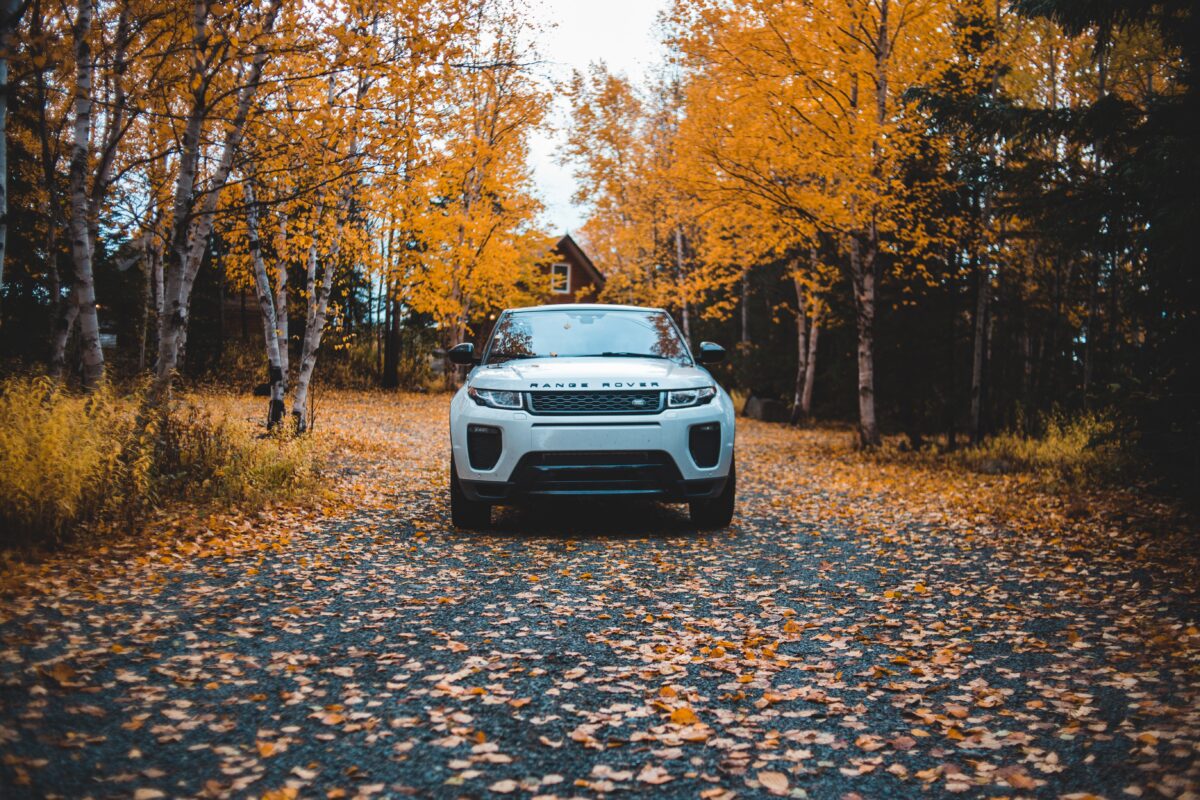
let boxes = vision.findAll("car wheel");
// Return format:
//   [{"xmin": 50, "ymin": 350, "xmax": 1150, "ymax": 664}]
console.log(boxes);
[
  {"xmin": 450, "ymin": 457, "xmax": 491, "ymax": 529},
  {"xmin": 689, "ymin": 458, "xmax": 736, "ymax": 529}
]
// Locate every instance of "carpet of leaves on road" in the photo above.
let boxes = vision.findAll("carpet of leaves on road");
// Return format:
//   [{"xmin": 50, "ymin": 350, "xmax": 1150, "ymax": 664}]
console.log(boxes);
[{"xmin": 1, "ymin": 392, "xmax": 1197, "ymax": 799}]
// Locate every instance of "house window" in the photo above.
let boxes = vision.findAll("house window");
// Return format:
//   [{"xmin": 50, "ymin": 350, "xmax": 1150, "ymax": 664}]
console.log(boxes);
[{"xmin": 550, "ymin": 263, "xmax": 570, "ymax": 294}]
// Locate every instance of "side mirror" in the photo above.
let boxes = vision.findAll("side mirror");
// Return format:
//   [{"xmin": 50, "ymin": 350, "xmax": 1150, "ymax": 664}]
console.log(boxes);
[
  {"xmin": 448, "ymin": 342, "xmax": 477, "ymax": 365},
  {"xmin": 697, "ymin": 341, "xmax": 725, "ymax": 364}
]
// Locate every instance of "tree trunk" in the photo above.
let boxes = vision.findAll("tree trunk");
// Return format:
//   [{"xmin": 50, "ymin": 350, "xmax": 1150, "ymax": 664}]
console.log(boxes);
[
  {"xmin": 155, "ymin": 0, "xmax": 281, "ymax": 392},
  {"xmin": 155, "ymin": 1, "xmax": 209, "ymax": 388},
  {"xmin": 969, "ymin": 257, "xmax": 989, "ymax": 443},
  {"xmin": 1081, "ymin": 256, "xmax": 1100, "ymax": 405},
  {"xmin": 383, "ymin": 291, "xmax": 400, "ymax": 389},
  {"xmin": 0, "ymin": 13, "xmax": 10, "ymax": 323},
  {"xmin": 945, "ymin": 251, "xmax": 959, "ymax": 451},
  {"xmin": 789, "ymin": 266, "xmax": 809, "ymax": 425},
  {"xmin": 841, "ymin": 0, "xmax": 887, "ymax": 448},
  {"xmin": 0, "ymin": 0, "xmax": 24, "ymax": 325},
  {"xmin": 244, "ymin": 180, "xmax": 285, "ymax": 427},
  {"xmin": 274, "ymin": 224, "xmax": 289, "ymax": 388},
  {"xmin": 68, "ymin": 0, "xmax": 104, "ymax": 390},
  {"xmin": 216, "ymin": 239, "xmax": 226, "ymax": 362},
  {"xmin": 674, "ymin": 226, "xmax": 691, "ymax": 346},
  {"xmin": 848, "ymin": 236, "xmax": 880, "ymax": 447},
  {"xmin": 139, "ymin": 244, "xmax": 153, "ymax": 372},
  {"xmin": 802, "ymin": 302, "xmax": 820, "ymax": 417},
  {"xmin": 291, "ymin": 241, "xmax": 336, "ymax": 431},
  {"xmin": 740, "ymin": 273, "xmax": 751, "ymax": 346},
  {"xmin": 50, "ymin": 297, "xmax": 80, "ymax": 379}
]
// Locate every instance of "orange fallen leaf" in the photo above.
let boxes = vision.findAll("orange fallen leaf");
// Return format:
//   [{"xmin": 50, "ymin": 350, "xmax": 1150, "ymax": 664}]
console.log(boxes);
[
  {"xmin": 638, "ymin": 765, "xmax": 673, "ymax": 784},
  {"xmin": 757, "ymin": 770, "xmax": 788, "ymax": 795},
  {"xmin": 669, "ymin": 706, "xmax": 699, "ymax": 725}
]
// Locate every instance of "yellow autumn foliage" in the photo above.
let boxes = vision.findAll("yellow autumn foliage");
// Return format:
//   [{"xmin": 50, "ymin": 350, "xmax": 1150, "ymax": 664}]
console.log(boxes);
[
  {"xmin": 0, "ymin": 377, "xmax": 321, "ymax": 546},
  {"xmin": 0, "ymin": 377, "xmax": 130, "ymax": 542},
  {"xmin": 960, "ymin": 412, "xmax": 1129, "ymax": 484}
]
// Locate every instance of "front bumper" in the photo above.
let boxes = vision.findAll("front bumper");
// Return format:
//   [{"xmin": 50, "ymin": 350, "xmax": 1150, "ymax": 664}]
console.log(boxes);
[{"xmin": 450, "ymin": 392, "xmax": 735, "ymax": 504}]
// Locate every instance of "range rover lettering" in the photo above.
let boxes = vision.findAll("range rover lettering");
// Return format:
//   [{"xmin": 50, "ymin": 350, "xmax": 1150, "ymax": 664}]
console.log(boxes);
[{"xmin": 447, "ymin": 304, "xmax": 737, "ymax": 529}]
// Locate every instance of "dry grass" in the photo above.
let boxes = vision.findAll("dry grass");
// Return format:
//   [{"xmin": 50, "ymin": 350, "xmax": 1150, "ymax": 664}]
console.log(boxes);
[
  {"xmin": 0, "ymin": 377, "xmax": 323, "ymax": 548},
  {"xmin": 954, "ymin": 412, "xmax": 1129, "ymax": 483},
  {"xmin": 860, "ymin": 410, "xmax": 1134, "ymax": 490},
  {"xmin": 0, "ymin": 377, "xmax": 132, "ymax": 542}
]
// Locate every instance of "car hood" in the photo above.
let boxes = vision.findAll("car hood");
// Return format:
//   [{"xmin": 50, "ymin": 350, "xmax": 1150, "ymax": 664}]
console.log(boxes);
[{"xmin": 469, "ymin": 357, "xmax": 714, "ymax": 391}]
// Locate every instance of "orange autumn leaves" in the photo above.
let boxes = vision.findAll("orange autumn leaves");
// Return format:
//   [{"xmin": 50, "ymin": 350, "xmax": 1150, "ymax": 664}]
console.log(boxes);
[{"xmin": 2, "ymin": 391, "xmax": 1198, "ymax": 798}]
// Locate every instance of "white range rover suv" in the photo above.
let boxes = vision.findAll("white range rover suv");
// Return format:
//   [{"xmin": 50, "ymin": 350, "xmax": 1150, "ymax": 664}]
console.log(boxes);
[{"xmin": 447, "ymin": 304, "xmax": 736, "ymax": 529}]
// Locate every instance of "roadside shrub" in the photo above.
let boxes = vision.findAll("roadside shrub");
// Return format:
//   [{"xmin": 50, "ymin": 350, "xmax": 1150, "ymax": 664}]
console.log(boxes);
[
  {"xmin": 958, "ymin": 410, "xmax": 1131, "ymax": 484},
  {"xmin": 0, "ymin": 376, "xmax": 322, "ymax": 549},
  {"xmin": 0, "ymin": 377, "xmax": 132, "ymax": 542},
  {"xmin": 157, "ymin": 401, "xmax": 320, "ymax": 505}
]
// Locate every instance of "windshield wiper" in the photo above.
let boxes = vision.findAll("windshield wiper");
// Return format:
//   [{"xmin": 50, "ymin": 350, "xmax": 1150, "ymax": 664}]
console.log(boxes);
[{"xmin": 487, "ymin": 353, "xmax": 542, "ymax": 363}]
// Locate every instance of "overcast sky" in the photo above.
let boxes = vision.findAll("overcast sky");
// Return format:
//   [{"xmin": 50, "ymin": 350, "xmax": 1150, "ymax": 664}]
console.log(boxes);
[{"xmin": 526, "ymin": 0, "xmax": 669, "ymax": 235}]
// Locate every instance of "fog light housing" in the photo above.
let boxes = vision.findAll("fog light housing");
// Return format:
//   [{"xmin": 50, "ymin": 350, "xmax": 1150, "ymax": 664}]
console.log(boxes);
[
  {"xmin": 467, "ymin": 424, "xmax": 502, "ymax": 470},
  {"xmin": 689, "ymin": 422, "xmax": 721, "ymax": 468}
]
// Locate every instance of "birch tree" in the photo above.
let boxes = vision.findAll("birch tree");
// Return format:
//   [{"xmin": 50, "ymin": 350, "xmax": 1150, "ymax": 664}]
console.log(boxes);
[
  {"xmin": 153, "ymin": 0, "xmax": 282, "ymax": 392},
  {"xmin": 242, "ymin": 178, "xmax": 285, "ymax": 426},
  {"xmin": 66, "ymin": 0, "xmax": 103, "ymax": 389}
]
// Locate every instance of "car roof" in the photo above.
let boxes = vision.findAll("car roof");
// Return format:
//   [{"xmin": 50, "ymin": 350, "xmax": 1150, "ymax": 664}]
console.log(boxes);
[{"xmin": 505, "ymin": 303, "xmax": 666, "ymax": 314}]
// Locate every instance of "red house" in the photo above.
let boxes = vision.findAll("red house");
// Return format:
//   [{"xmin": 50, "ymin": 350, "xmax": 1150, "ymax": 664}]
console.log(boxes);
[{"xmin": 541, "ymin": 234, "xmax": 605, "ymax": 303}]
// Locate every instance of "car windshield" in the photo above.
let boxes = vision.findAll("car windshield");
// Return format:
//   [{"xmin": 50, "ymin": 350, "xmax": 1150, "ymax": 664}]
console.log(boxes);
[{"xmin": 484, "ymin": 309, "xmax": 691, "ymax": 365}]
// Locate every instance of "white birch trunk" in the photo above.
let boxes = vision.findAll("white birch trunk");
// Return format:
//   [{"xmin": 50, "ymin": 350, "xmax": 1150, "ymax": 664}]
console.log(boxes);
[
  {"xmin": 274, "ymin": 214, "xmax": 289, "ymax": 385},
  {"xmin": 50, "ymin": 297, "xmax": 80, "ymax": 379},
  {"xmin": 155, "ymin": 0, "xmax": 282, "ymax": 389},
  {"xmin": 154, "ymin": 0, "xmax": 212, "ymax": 386},
  {"xmin": 289, "ymin": 60, "xmax": 370, "ymax": 428},
  {"xmin": 290, "ymin": 240, "xmax": 336, "ymax": 431},
  {"xmin": 789, "ymin": 268, "xmax": 809, "ymax": 426},
  {"xmin": 139, "ymin": 236, "xmax": 161, "ymax": 372},
  {"xmin": 849, "ymin": 236, "xmax": 880, "ymax": 447},
  {"xmin": 802, "ymin": 302, "xmax": 820, "ymax": 417},
  {"xmin": 842, "ymin": 0, "xmax": 888, "ymax": 447},
  {"xmin": 244, "ymin": 179, "xmax": 285, "ymax": 427},
  {"xmin": 674, "ymin": 226, "xmax": 691, "ymax": 346},
  {"xmin": 68, "ymin": 0, "xmax": 104, "ymax": 390}
]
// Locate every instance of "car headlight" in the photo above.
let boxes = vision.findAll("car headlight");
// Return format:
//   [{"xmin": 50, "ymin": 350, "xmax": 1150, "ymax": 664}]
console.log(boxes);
[
  {"xmin": 468, "ymin": 387, "xmax": 523, "ymax": 410},
  {"xmin": 668, "ymin": 386, "xmax": 717, "ymax": 408}
]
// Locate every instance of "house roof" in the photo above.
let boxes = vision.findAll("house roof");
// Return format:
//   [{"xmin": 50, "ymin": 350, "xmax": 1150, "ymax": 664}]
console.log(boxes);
[{"xmin": 556, "ymin": 234, "xmax": 605, "ymax": 288}]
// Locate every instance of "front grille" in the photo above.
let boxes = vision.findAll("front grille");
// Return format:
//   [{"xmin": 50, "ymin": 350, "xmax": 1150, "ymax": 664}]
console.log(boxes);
[{"xmin": 528, "ymin": 390, "xmax": 663, "ymax": 415}]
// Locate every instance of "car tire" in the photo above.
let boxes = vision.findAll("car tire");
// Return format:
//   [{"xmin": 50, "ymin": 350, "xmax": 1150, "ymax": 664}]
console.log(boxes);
[
  {"xmin": 450, "ymin": 457, "xmax": 491, "ymax": 529},
  {"xmin": 689, "ymin": 458, "xmax": 736, "ymax": 529}
]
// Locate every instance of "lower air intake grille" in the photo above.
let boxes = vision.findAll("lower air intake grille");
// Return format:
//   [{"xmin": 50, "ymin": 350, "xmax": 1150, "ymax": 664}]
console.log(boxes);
[
  {"xmin": 689, "ymin": 422, "xmax": 721, "ymax": 468},
  {"xmin": 467, "ymin": 424, "xmax": 502, "ymax": 470},
  {"xmin": 528, "ymin": 390, "xmax": 663, "ymax": 415}
]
